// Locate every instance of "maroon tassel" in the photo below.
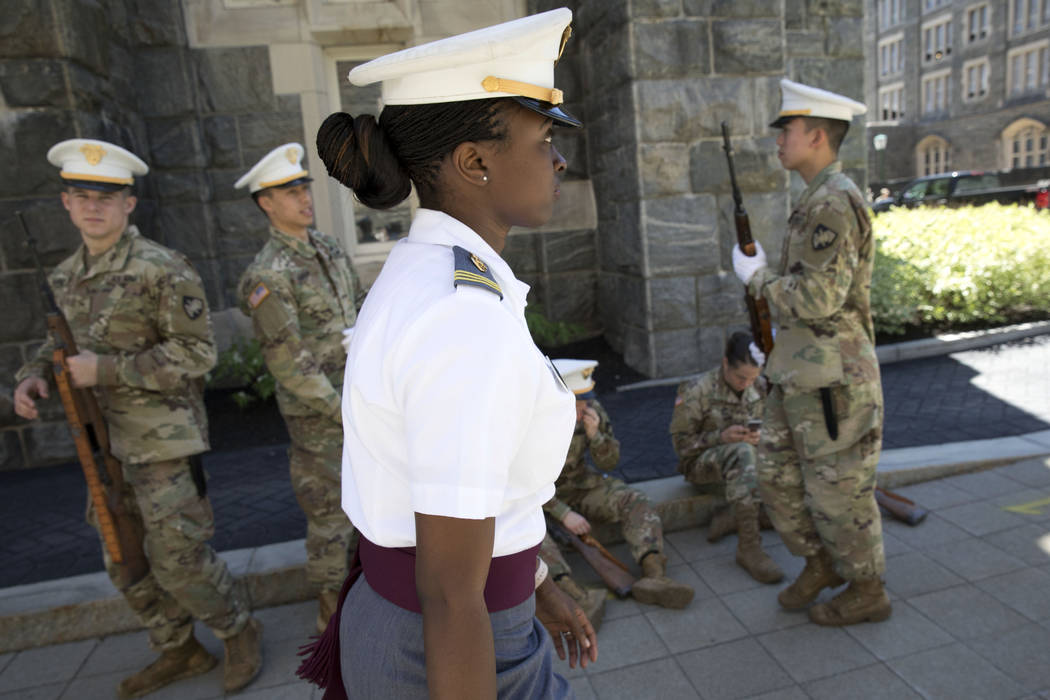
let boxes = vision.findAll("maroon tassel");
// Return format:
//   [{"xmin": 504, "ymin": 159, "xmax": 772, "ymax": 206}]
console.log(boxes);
[{"xmin": 296, "ymin": 550, "xmax": 362, "ymax": 700}]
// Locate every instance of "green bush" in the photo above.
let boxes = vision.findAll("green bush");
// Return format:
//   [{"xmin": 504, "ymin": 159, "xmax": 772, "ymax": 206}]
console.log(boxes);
[
  {"xmin": 525, "ymin": 305, "xmax": 588, "ymax": 348},
  {"xmin": 871, "ymin": 203, "xmax": 1050, "ymax": 337},
  {"xmin": 207, "ymin": 338, "xmax": 276, "ymax": 410}
]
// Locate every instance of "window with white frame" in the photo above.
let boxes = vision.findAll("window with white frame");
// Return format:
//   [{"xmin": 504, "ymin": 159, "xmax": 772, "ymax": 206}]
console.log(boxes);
[
  {"xmin": 922, "ymin": 70, "xmax": 951, "ymax": 114},
  {"xmin": 923, "ymin": 0, "xmax": 951, "ymax": 13},
  {"xmin": 923, "ymin": 15, "xmax": 953, "ymax": 64},
  {"xmin": 915, "ymin": 135, "xmax": 952, "ymax": 176},
  {"xmin": 966, "ymin": 3, "xmax": 991, "ymax": 42},
  {"xmin": 1000, "ymin": 118, "xmax": 1049, "ymax": 167},
  {"xmin": 1010, "ymin": 0, "xmax": 1049, "ymax": 36},
  {"xmin": 1007, "ymin": 40, "xmax": 1049, "ymax": 96},
  {"xmin": 878, "ymin": 0, "xmax": 904, "ymax": 29},
  {"xmin": 878, "ymin": 83, "xmax": 905, "ymax": 121},
  {"xmin": 962, "ymin": 58, "xmax": 990, "ymax": 100},
  {"xmin": 879, "ymin": 34, "xmax": 904, "ymax": 76}
]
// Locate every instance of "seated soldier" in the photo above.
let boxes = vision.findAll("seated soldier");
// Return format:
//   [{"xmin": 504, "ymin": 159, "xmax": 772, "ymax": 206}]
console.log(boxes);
[
  {"xmin": 546, "ymin": 359, "xmax": 694, "ymax": 610},
  {"xmin": 670, "ymin": 332, "xmax": 784, "ymax": 584}
]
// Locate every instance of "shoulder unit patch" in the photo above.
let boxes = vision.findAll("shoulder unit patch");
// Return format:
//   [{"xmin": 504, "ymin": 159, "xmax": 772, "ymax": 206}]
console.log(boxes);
[
  {"xmin": 811, "ymin": 223, "xmax": 838, "ymax": 251},
  {"xmin": 452, "ymin": 245, "xmax": 503, "ymax": 300}
]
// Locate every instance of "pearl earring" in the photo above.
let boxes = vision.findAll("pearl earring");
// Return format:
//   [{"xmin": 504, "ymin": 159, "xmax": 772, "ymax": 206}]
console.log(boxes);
[{"xmin": 482, "ymin": 175, "xmax": 488, "ymax": 182}]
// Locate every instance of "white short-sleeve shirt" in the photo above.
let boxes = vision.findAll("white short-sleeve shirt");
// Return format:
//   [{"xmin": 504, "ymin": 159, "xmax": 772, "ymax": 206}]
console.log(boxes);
[{"xmin": 341, "ymin": 208, "xmax": 577, "ymax": 557}]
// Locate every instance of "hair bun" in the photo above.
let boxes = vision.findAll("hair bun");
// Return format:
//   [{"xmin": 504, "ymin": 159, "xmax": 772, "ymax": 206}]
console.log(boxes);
[{"xmin": 316, "ymin": 112, "xmax": 411, "ymax": 210}]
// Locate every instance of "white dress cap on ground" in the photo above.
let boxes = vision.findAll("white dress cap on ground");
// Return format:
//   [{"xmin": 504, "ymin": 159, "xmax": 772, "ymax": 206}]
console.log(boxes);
[
  {"xmin": 552, "ymin": 358, "xmax": 598, "ymax": 396},
  {"xmin": 47, "ymin": 139, "xmax": 148, "ymax": 191},
  {"xmin": 234, "ymin": 142, "xmax": 313, "ymax": 194}
]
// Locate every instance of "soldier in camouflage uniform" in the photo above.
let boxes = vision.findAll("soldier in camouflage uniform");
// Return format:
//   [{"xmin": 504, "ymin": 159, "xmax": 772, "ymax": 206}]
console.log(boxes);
[
  {"xmin": 13, "ymin": 139, "xmax": 262, "ymax": 698},
  {"xmin": 670, "ymin": 331, "xmax": 783, "ymax": 584},
  {"xmin": 234, "ymin": 144, "xmax": 362, "ymax": 633},
  {"xmin": 547, "ymin": 359, "xmax": 694, "ymax": 610},
  {"xmin": 732, "ymin": 80, "xmax": 890, "ymax": 626}
]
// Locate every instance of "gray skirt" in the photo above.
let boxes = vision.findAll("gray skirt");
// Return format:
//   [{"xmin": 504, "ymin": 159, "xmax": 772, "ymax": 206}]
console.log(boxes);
[{"xmin": 339, "ymin": 573, "xmax": 573, "ymax": 699}]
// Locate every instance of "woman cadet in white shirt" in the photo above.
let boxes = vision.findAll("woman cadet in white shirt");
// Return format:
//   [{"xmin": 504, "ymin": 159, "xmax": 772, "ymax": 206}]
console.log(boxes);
[{"xmin": 296, "ymin": 8, "xmax": 598, "ymax": 700}]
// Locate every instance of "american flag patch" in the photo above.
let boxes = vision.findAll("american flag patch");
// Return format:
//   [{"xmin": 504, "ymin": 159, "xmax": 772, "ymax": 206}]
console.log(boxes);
[
  {"xmin": 674, "ymin": 396, "xmax": 684, "ymax": 407},
  {"xmin": 248, "ymin": 282, "xmax": 270, "ymax": 309}
]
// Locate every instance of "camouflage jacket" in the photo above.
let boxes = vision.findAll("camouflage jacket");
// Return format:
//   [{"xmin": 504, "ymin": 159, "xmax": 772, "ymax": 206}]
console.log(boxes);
[
  {"xmin": 669, "ymin": 367, "xmax": 767, "ymax": 481},
  {"xmin": 238, "ymin": 226, "xmax": 362, "ymax": 421},
  {"xmin": 543, "ymin": 399, "xmax": 620, "ymax": 521},
  {"xmin": 16, "ymin": 226, "xmax": 215, "ymax": 464},
  {"xmin": 748, "ymin": 161, "xmax": 880, "ymax": 393}
]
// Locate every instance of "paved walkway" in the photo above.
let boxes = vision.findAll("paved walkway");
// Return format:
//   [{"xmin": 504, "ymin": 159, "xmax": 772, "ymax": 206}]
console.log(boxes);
[{"xmin": 2, "ymin": 455, "xmax": 1049, "ymax": 699}]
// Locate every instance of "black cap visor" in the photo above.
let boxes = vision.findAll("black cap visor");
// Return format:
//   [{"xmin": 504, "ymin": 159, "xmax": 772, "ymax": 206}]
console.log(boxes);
[
  {"xmin": 61, "ymin": 177, "xmax": 131, "ymax": 193},
  {"xmin": 512, "ymin": 96, "xmax": 582, "ymax": 128},
  {"xmin": 268, "ymin": 176, "xmax": 314, "ymax": 190}
]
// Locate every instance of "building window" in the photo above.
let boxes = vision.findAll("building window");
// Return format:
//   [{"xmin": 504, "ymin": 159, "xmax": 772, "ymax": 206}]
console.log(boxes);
[
  {"xmin": 923, "ymin": 0, "xmax": 951, "ymax": 13},
  {"xmin": 1010, "ymin": 0, "xmax": 1049, "ymax": 36},
  {"xmin": 966, "ymin": 3, "xmax": 991, "ymax": 42},
  {"xmin": 1001, "ymin": 118, "xmax": 1049, "ymax": 168},
  {"xmin": 963, "ymin": 58, "xmax": 990, "ymax": 100},
  {"xmin": 1007, "ymin": 40, "xmax": 1049, "ymax": 97},
  {"xmin": 878, "ymin": 84, "xmax": 905, "ymax": 121},
  {"xmin": 923, "ymin": 15, "xmax": 953, "ymax": 63},
  {"xmin": 879, "ymin": 34, "xmax": 904, "ymax": 77},
  {"xmin": 922, "ymin": 70, "xmax": 951, "ymax": 114},
  {"xmin": 878, "ymin": 0, "xmax": 904, "ymax": 29},
  {"xmin": 916, "ymin": 135, "xmax": 952, "ymax": 176}
]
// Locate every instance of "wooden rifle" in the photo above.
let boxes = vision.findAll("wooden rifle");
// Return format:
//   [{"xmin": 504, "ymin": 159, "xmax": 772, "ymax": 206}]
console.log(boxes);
[
  {"xmin": 18, "ymin": 212, "xmax": 148, "ymax": 582},
  {"xmin": 875, "ymin": 487, "xmax": 928, "ymax": 526},
  {"xmin": 548, "ymin": 518, "xmax": 635, "ymax": 598},
  {"xmin": 720, "ymin": 122, "xmax": 775, "ymax": 354}
]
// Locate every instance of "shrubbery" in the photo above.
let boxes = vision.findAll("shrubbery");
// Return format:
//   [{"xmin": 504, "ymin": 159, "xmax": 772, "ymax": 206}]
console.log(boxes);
[
  {"xmin": 207, "ymin": 338, "xmax": 276, "ymax": 409},
  {"xmin": 871, "ymin": 203, "xmax": 1050, "ymax": 337}
]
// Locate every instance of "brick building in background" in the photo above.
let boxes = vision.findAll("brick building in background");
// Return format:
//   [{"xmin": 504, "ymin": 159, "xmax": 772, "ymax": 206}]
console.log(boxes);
[{"xmin": 0, "ymin": 0, "xmax": 865, "ymax": 468}]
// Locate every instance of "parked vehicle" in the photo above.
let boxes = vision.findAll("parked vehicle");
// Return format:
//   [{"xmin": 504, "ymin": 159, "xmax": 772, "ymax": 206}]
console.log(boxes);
[{"xmin": 872, "ymin": 170, "xmax": 1050, "ymax": 213}]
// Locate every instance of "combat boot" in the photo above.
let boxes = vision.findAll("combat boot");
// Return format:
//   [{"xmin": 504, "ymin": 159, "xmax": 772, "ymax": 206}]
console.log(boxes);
[
  {"xmin": 706, "ymin": 505, "xmax": 736, "ymax": 543},
  {"xmin": 317, "ymin": 589, "xmax": 340, "ymax": 634},
  {"xmin": 777, "ymin": 548, "xmax": 845, "ymax": 610},
  {"xmin": 555, "ymin": 575, "xmax": 606, "ymax": 632},
  {"xmin": 734, "ymin": 503, "xmax": 784, "ymax": 584},
  {"xmin": 809, "ymin": 577, "xmax": 891, "ymax": 626},
  {"xmin": 116, "ymin": 634, "xmax": 217, "ymax": 699},
  {"xmin": 223, "ymin": 617, "xmax": 263, "ymax": 693},
  {"xmin": 631, "ymin": 552, "xmax": 695, "ymax": 609}
]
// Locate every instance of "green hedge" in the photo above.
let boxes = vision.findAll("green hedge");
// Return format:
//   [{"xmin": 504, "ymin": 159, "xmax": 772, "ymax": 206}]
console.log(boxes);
[{"xmin": 871, "ymin": 203, "xmax": 1050, "ymax": 337}]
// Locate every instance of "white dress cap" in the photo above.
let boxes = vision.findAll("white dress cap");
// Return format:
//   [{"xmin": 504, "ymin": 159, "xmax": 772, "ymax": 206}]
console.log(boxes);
[
  {"xmin": 770, "ymin": 78, "xmax": 867, "ymax": 128},
  {"xmin": 47, "ymin": 139, "xmax": 148, "ymax": 191},
  {"xmin": 348, "ymin": 7, "xmax": 581, "ymax": 127},
  {"xmin": 234, "ymin": 142, "xmax": 313, "ymax": 194},
  {"xmin": 552, "ymin": 358, "xmax": 598, "ymax": 396}
]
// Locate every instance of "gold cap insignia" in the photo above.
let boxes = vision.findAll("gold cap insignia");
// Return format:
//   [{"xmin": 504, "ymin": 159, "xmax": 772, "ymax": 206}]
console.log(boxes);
[
  {"xmin": 582, "ymin": 367, "xmax": 593, "ymax": 379},
  {"xmin": 557, "ymin": 25, "xmax": 572, "ymax": 62},
  {"xmin": 285, "ymin": 147, "xmax": 298, "ymax": 164},
  {"xmin": 470, "ymin": 254, "xmax": 488, "ymax": 273},
  {"xmin": 80, "ymin": 144, "xmax": 106, "ymax": 166}
]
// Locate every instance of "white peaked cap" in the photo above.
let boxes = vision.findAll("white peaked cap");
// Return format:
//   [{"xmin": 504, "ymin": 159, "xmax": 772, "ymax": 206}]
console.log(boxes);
[
  {"xmin": 235, "ymin": 143, "xmax": 313, "ymax": 194},
  {"xmin": 348, "ymin": 8, "xmax": 581, "ymax": 127},
  {"xmin": 770, "ymin": 78, "xmax": 867, "ymax": 128},
  {"xmin": 553, "ymin": 358, "xmax": 598, "ymax": 396},
  {"xmin": 47, "ymin": 139, "xmax": 148, "ymax": 190}
]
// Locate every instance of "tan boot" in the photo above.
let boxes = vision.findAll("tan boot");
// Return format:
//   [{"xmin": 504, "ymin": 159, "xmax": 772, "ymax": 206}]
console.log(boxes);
[
  {"xmin": 777, "ymin": 548, "xmax": 846, "ymax": 610},
  {"xmin": 734, "ymin": 503, "xmax": 784, "ymax": 584},
  {"xmin": 116, "ymin": 635, "xmax": 217, "ymax": 699},
  {"xmin": 555, "ymin": 575, "xmax": 606, "ymax": 632},
  {"xmin": 707, "ymin": 505, "xmax": 737, "ymax": 543},
  {"xmin": 223, "ymin": 618, "xmax": 263, "ymax": 693},
  {"xmin": 317, "ymin": 589, "xmax": 340, "ymax": 634},
  {"xmin": 631, "ymin": 553, "xmax": 695, "ymax": 609},
  {"xmin": 809, "ymin": 577, "xmax": 891, "ymax": 626}
]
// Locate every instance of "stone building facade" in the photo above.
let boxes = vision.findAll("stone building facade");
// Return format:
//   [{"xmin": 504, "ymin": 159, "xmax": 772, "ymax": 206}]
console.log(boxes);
[
  {"xmin": 865, "ymin": 0, "xmax": 1050, "ymax": 186},
  {"xmin": 1, "ymin": 0, "xmax": 865, "ymax": 468}
]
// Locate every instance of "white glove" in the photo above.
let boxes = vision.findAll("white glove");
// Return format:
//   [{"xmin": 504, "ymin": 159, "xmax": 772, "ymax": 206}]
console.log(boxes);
[
  {"xmin": 732, "ymin": 241, "xmax": 767, "ymax": 285},
  {"xmin": 748, "ymin": 341, "xmax": 766, "ymax": 367},
  {"xmin": 341, "ymin": 327, "xmax": 355, "ymax": 354}
]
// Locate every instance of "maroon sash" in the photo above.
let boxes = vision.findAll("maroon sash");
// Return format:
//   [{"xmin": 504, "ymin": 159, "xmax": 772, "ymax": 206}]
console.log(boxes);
[{"xmin": 296, "ymin": 536, "xmax": 540, "ymax": 699}]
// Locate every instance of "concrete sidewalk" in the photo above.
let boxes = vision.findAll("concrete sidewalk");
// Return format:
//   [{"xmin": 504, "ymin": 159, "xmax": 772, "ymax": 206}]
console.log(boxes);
[{"xmin": 2, "ymin": 452, "xmax": 1049, "ymax": 699}]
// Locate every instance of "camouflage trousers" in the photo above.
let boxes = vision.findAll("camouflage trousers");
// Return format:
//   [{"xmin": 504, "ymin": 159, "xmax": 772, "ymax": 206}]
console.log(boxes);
[
  {"xmin": 556, "ymin": 476, "xmax": 663, "ymax": 564},
  {"xmin": 682, "ymin": 442, "xmax": 760, "ymax": 506},
  {"xmin": 757, "ymin": 383, "xmax": 886, "ymax": 580},
  {"xmin": 539, "ymin": 532, "xmax": 572, "ymax": 580},
  {"xmin": 285, "ymin": 413, "xmax": 356, "ymax": 593},
  {"xmin": 87, "ymin": 457, "xmax": 250, "ymax": 652}
]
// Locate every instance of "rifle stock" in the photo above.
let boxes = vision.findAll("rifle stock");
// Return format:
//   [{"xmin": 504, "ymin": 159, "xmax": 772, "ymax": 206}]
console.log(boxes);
[
  {"xmin": 548, "ymin": 519, "xmax": 636, "ymax": 598},
  {"xmin": 17, "ymin": 212, "xmax": 147, "ymax": 581},
  {"xmin": 875, "ymin": 487, "xmax": 928, "ymax": 526},
  {"xmin": 721, "ymin": 122, "xmax": 775, "ymax": 355}
]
